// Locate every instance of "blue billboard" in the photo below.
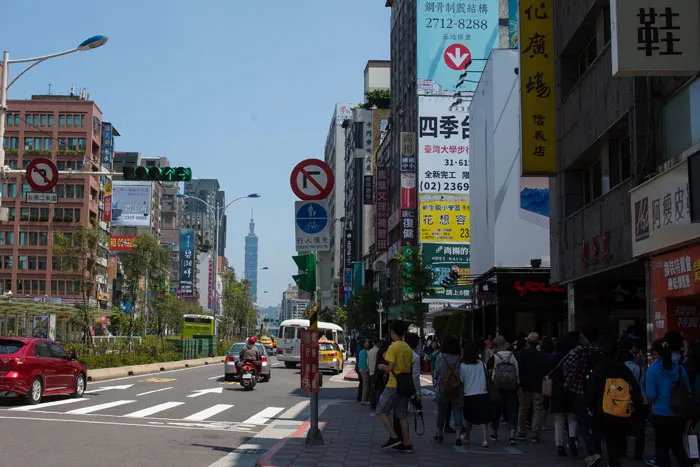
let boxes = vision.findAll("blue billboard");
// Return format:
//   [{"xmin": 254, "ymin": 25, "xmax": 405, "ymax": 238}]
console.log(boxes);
[
  {"xmin": 179, "ymin": 229, "xmax": 195, "ymax": 296},
  {"xmin": 101, "ymin": 122, "xmax": 114, "ymax": 169},
  {"xmin": 417, "ymin": 0, "xmax": 499, "ymax": 94}
]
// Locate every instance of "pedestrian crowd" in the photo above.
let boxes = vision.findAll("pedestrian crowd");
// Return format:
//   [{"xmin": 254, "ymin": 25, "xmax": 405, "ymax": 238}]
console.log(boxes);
[{"xmin": 350, "ymin": 322, "xmax": 700, "ymax": 467}]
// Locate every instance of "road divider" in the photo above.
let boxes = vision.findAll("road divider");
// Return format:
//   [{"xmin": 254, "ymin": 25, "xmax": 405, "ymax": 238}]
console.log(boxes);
[{"xmin": 87, "ymin": 356, "xmax": 224, "ymax": 382}]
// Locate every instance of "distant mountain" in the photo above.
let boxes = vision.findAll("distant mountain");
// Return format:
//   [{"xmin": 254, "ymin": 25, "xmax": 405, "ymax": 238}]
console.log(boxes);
[{"xmin": 520, "ymin": 187, "xmax": 550, "ymax": 217}]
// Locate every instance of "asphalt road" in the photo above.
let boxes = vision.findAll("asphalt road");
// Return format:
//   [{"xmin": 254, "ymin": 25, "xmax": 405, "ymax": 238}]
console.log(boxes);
[{"xmin": 0, "ymin": 356, "xmax": 359, "ymax": 467}]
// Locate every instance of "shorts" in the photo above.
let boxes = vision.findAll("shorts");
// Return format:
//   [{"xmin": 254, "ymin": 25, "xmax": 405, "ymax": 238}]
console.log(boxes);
[
  {"xmin": 376, "ymin": 387, "xmax": 409, "ymax": 420},
  {"xmin": 463, "ymin": 393, "xmax": 492, "ymax": 425}
]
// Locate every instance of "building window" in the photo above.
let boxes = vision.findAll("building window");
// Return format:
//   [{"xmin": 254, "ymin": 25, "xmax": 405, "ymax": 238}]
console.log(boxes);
[
  {"xmin": 2, "ymin": 183, "xmax": 17, "ymax": 198},
  {"xmin": 33, "ymin": 115, "xmax": 39, "ymax": 127},
  {"xmin": 57, "ymin": 137, "xmax": 67, "ymax": 150},
  {"xmin": 5, "ymin": 137, "xmax": 18, "ymax": 150},
  {"xmin": 39, "ymin": 232, "xmax": 48, "ymax": 245},
  {"xmin": 34, "ymin": 137, "xmax": 42, "ymax": 151},
  {"xmin": 66, "ymin": 115, "xmax": 73, "ymax": 127},
  {"xmin": 39, "ymin": 280, "xmax": 46, "ymax": 294},
  {"xmin": 7, "ymin": 208, "xmax": 15, "ymax": 222},
  {"xmin": 58, "ymin": 280, "xmax": 65, "ymax": 295},
  {"xmin": 583, "ymin": 159, "xmax": 603, "ymax": 205},
  {"xmin": 28, "ymin": 256, "xmax": 37, "ymax": 270},
  {"xmin": 21, "ymin": 184, "xmax": 31, "ymax": 194},
  {"xmin": 40, "ymin": 114, "xmax": 47, "ymax": 127},
  {"xmin": 44, "ymin": 138, "xmax": 52, "ymax": 150},
  {"xmin": 51, "ymin": 280, "xmax": 57, "ymax": 294},
  {"xmin": 76, "ymin": 185, "xmax": 84, "ymax": 199},
  {"xmin": 3, "ymin": 256, "xmax": 12, "ymax": 270},
  {"xmin": 609, "ymin": 137, "xmax": 631, "ymax": 188},
  {"xmin": 24, "ymin": 137, "xmax": 33, "ymax": 151},
  {"xmin": 57, "ymin": 161, "xmax": 65, "ymax": 170},
  {"xmin": 13, "ymin": 115, "xmax": 19, "ymax": 126},
  {"xmin": 59, "ymin": 115, "xmax": 65, "ymax": 127},
  {"xmin": 578, "ymin": 35, "xmax": 598, "ymax": 77},
  {"xmin": 56, "ymin": 185, "xmax": 65, "ymax": 198},
  {"xmin": 38, "ymin": 256, "xmax": 47, "ymax": 271},
  {"xmin": 18, "ymin": 256, "xmax": 28, "ymax": 271},
  {"xmin": 48, "ymin": 115, "xmax": 54, "ymax": 127},
  {"xmin": 29, "ymin": 232, "xmax": 38, "ymax": 245},
  {"xmin": 66, "ymin": 185, "xmax": 75, "ymax": 199},
  {"xmin": 662, "ymin": 77, "xmax": 700, "ymax": 159},
  {"xmin": 80, "ymin": 115, "xmax": 85, "ymax": 128},
  {"xmin": 19, "ymin": 232, "xmax": 28, "ymax": 246},
  {"xmin": 77, "ymin": 138, "xmax": 86, "ymax": 151},
  {"xmin": 52, "ymin": 257, "xmax": 61, "ymax": 271},
  {"xmin": 68, "ymin": 138, "xmax": 77, "ymax": 151}
]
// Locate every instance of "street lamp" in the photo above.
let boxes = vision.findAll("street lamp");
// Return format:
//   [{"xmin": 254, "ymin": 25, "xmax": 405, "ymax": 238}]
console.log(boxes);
[
  {"xmin": 377, "ymin": 300, "xmax": 385, "ymax": 340},
  {"xmin": 0, "ymin": 35, "xmax": 109, "ymax": 218},
  {"xmin": 176, "ymin": 192, "xmax": 260, "ymax": 335}
]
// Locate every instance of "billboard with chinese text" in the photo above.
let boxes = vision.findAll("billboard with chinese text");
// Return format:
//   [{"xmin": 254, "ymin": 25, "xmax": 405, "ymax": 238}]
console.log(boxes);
[
  {"xmin": 112, "ymin": 181, "xmax": 152, "ymax": 227},
  {"xmin": 419, "ymin": 201, "xmax": 470, "ymax": 243},
  {"xmin": 179, "ymin": 229, "xmax": 195, "ymax": 296},
  {"xmin": 109, "ymin": 235, "xmax": 136, "ymax": 251},
  {"xmin": 423, "ymin": 242, "xmax": 472, "ymax": 302},
  {"xmin": 375, "ymin": 167, "xmax": 389, "ymax": 252}
]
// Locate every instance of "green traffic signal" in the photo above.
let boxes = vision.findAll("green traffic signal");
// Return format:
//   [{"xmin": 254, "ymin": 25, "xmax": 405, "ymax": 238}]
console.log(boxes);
[
  {"xmin": 122, "ymin": 166, "xmax": 192, "ymax": 182},
  {"xmin": 292, "ymin": 253, "xmax": 316, "ymax": 293}
]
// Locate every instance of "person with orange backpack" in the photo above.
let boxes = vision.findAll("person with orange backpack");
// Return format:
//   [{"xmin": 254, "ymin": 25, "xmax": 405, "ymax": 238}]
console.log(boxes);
[{"xmin": 585, "ymin": 338, "xmax": 642, "ymax": 467}]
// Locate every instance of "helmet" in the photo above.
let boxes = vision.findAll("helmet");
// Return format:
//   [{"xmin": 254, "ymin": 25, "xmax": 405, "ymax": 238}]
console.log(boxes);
[{"xmin": 248, "ymin": 337, "xmax": 257, "ymax": 344}]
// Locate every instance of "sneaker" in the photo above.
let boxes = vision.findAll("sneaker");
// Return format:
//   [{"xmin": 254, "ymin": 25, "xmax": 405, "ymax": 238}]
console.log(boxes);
[
  {"xmin": 509, "ymin": 437, "xmax": 516, "ymax": 446},
  {"xmin": 531, "ymin": 436, "xmax": 540, "ymax": 444},
  {"xmin": 585, "ymin": 454, "xmax": 603, "ymax": 467},
  {"xmin": 393, "ymin": 443, "xmax": 413, "ymax": 453},
  {"xmin": 557, "ymin": 446, "xmax": 567, "ymax": 457},
  {"xmin": 644, "ymin": 458, "xmax": 659, "ymax": 467},
  {"xmin": 381, "ymin": 437, "xmax": 401, "ymax": 449},
  {"xmin": 481, "ymin": 441, "xmax": 489, "ymax": 448},
  {"xmin": 569, "ymin": 437, "xmax": 579, "ymax": 457},
  {"xmin": 488, "ymin": 431, "xmax": 498, "ymax": 441},
  {"xmin": 515, "ymin": 431, "xmax": 527, "ymax": 440},
  {"xmin": 455, "ymin": 439, "xmax": 462, "ymax": 447}
]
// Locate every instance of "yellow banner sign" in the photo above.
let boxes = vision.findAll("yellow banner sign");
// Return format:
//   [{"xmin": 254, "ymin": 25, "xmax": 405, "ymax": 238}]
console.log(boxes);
[
  {"xmin": 520, "ymin": 0, "xmax": 556, "ymax": 175},
  {"xmin": 104, "ymin": 182, "xmax": 112, "ymax": 196},
  {"xmin": 419, "ymin": 201, "xmax": 470, "ymax": 243}
]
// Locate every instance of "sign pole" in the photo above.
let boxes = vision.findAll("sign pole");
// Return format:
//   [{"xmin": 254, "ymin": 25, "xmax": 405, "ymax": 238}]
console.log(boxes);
[{"xmin": 306, "ymin": 250, "xmax": 324, "ymax": 445}]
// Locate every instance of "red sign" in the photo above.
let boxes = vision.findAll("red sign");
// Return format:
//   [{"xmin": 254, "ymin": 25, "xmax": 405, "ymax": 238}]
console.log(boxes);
[
  {"xmin": 290, "ymin": 159, "xmax": 335, "ymax": 201},
  {"xmin": 514, "ymin": 281, "xmax": 565, "ymax": 296},
  {"xmin": 208, "ymin": 257, "xmax": 214, "ymax": 310},
  {"xmin": 651, "ymin": 243, "xmax": 700, "ymax": 299},
  {"xmin": 653, "ymin": 298, "xmax": 700, "ymax": 342},
  {"xmin": 109, "ymin": 235, "xmax": 136, "ymax": 251},
  {"xmin": 300, "ymin": 329, "xmax": 319, "ymax": 394},
  {"xmin": 582, "ymin": 230, "xmax": 612, "ymax": 268},
  {"xmin": 26, "ymin": 157, "xmax": 59, "ymax": 193},
  {"xmin": 103, "ymin": 195, "xmax": 113, "ymax": 222},
  {"xmin": 375, "ymin": 167, "xmax": 389, "ymax": 252},
  {"xmin": 443, "ymin": 43, "xmax": 472, "ymax": 70},
  {"xmin": 401, "ymin": 173, "xmax": 416, "ymax": 209}
]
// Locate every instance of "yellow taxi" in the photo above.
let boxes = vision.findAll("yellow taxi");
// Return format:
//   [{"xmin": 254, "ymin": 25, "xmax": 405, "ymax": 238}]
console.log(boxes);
[
  {"xmin": 318, "ymin": 337, "xmax": 343, "ymax": 374},
  {"xmin": 272, "ymin": 336, "xmax": 278, "ymax": 348},
  {"xmin": 259, "ymin": 336, "xmax": 274, "ymax": 352}
]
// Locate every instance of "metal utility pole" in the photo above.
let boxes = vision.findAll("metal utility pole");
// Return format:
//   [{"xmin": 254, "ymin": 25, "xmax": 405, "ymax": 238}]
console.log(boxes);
[{"xmin": 306, "ymin": 251, "xmax": 323, "ymax": 445}]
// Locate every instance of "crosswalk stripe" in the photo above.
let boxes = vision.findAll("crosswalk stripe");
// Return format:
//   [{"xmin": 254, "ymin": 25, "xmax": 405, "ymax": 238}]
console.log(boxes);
[
  {"xmin": 65, "ymin": 400, "xmax": 135, "ymax": 415},
  {"xmin": 241, "ymin": 407, "xmax": 285, "ymax": 425},
  {"xmin": 9, "ymin": 398, "xmax": 90, "ymax": 411},
  {"xmin": 124, "ymin": 402, "xmax": 185, "ymax": 418},
  {"xmin": 183, "ymin": 404, "xmax": 234, "ymax": 421}
]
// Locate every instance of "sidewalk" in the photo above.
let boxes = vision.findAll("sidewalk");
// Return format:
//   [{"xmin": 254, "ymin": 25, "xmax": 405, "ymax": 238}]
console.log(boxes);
[{"xmin": 256, "ymin": 395, "xmax": 623, "ymax": 467}]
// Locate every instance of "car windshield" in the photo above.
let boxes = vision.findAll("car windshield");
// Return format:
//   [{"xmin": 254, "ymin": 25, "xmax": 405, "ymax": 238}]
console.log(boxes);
[
  {"xmin": 0, "ymin": 339, "xmax": 24, "ymax": 354},
  {"xmin": 319, "ymin": 343, "xmax": 335, "ymax": 351},
  {"xmin": 229, "ymin": 343, "xmax": 265, "ymax": 355}
]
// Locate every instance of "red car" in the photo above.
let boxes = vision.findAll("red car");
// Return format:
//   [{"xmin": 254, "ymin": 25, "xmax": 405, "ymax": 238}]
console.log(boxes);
[{"xmin": 0, "ymin": 337, "xmax": 87, "ymax": 404}]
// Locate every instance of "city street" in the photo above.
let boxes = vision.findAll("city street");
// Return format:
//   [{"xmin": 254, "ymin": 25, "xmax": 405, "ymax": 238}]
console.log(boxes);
[{"xmin": 0, "ymin": 356, "xmax": 357, "ymax": 467}]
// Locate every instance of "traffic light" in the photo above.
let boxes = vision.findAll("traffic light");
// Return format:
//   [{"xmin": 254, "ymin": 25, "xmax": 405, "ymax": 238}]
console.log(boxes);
[
  {"xmin": 292, "ymin": 253, "xmax": 316, "ymax": 293},
  {"xmin": 440, "ymin": 268, "xmax": 460, "ymax": 288},
  {"xmin": 122, "ymin": 166, "xmax": 192, "ymax": 182}
]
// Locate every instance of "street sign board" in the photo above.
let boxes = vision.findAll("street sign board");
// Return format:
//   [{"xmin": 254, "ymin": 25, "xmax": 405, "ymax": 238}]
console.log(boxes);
[
  {"xmin": 290, "ymin": 159, "xmax": 334, "ymax": 201},
  {"xmin": 295, "ymin": 200, "xmax": 330, "ymax": 252},
  {"xmin": 443, "ymin": 43, "xmax": 472, "ymax": 70},
  {"xmin": 25, "ymin": 192, "xmax": 58, "ymax": 204},
  {"xmin": 300, "ymin": 329, "xmax": 319, "ymax": 394},
  {"xmin": 26, "ymin": 157, "xmax": 59, "ymax": 192}
]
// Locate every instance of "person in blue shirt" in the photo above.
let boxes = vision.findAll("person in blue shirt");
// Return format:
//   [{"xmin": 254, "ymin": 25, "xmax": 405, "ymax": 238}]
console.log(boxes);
[
  {"xmin": 358, "ymin": 339, "xmax": 370, "ymax": 404},
  {"xmin": 646, "ymin": 339, "xmax": 693, "ymax": 467}
]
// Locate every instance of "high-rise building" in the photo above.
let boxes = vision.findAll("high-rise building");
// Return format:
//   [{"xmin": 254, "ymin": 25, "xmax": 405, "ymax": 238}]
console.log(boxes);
[
  {"xmin": 279, "ymin": 284, "xmax": 309, "ymax": 321},
  {"xmin": 244, "ymin": 210, "xmax": 259, "ymax": 303},
  {"xmin": 182, "ymin": 179, "xmax": 220, "ymax": 255},
  {"xmin": 0, "ymin": 93, "xmax": 112, "ymax": 303}
]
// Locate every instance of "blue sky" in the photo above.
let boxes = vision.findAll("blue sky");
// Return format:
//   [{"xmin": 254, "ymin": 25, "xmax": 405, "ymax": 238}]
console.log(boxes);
[{"xmin": 4, "ymin": 1, "xmax": 390, "ymax": 307}]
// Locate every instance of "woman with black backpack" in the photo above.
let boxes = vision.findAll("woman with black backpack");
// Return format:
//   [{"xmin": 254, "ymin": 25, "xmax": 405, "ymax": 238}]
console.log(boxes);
[{"xmin": 433, "ymin": 335, "xmax": 464, "ymax": 444}]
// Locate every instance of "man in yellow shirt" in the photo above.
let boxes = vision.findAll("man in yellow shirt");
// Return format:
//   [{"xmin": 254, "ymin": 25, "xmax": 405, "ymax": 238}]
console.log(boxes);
[{"xmin": 376, "ymin": 320, "xmax": 415, "ymax": 452}]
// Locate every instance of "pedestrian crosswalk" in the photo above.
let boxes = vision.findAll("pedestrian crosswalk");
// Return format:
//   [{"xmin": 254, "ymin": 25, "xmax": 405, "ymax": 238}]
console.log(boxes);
[{"xmin": 5, "ymin": 398, "xmax": 285, "ymax": 426}]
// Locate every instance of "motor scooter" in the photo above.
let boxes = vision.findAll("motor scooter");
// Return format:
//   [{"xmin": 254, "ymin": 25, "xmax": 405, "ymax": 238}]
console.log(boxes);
[{"xmin": 240, "ymin": 362, "xmax": 257, "ymax": 391}]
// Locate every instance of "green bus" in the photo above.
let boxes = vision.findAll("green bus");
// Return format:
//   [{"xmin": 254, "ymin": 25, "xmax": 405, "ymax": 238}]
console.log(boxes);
[{"xmin": 182, "ymin": 314, "xmax": 214, "ymax": 338}]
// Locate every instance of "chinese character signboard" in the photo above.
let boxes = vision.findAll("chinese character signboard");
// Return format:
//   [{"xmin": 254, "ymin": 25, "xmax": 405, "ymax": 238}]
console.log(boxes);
[
  {"xmin": 111, "ymin": 181, "xmax": 152, "ymax": 227},
  {"xmin": 375, "ymin": 167, "xmax": 389, "ymax": 252},
  {"xmin": 416, "ymin": 0, "xmax": 499, "ymax": 95},
  {"xmin": 401, "ymin": 173, "xmax": 417, "ymax": 209},
  {"xmin": 207, "ymin": 256, "xmax": 213, "ymax": 310},
  {"xmin": 418, "ymin": 96, "xmax": 470, "ymax": 194},
  {"xmin": 344, "ymin": 230, "xmax": 353, "ymax": 268},
  {"xmin": 520, "ymin": 0, "xmax": 557, "ymax": 176},
  {"xmin": 630, "ymin": 160, "xmax": 700, "ymax": 257},
  {"xmin": 423, "ymin": 243, "xmax": 472, "ymax": 302},
  {"xmin": 294, "ymin": 200, "xmax": 331, "ymax": 252},
  {"xmin": 343, "ymin": 268, "xmax": 353, "ymax": 304},
  {"xmin": 402, "ymin": 210, "xmax": 417, "ymax": 244},
  {"xmin": 401, "ymin": 132, "xmax": 417, "ymax": 172},
  {"xmin": 335, "ymin": 103, "xmax": 353, "ymax": 125},
  {"xmin": 419, "ymin": 201, "xmax": 470, "ymax": 242},
  {"xmin": 101, "ymin": 122, "xmax": 115, "ymax": 169},
  {"xmin": 363, "ymin": 175, "xmax": 373, "ymax": 205},
  {"xmin": 109, "ymin": 235, "xmax": 136, "ymax": 251},
  {"xmin": 179, "ymin": 229, "xmax": 195, "ymax": 297},
  {"xmin": 611, "ymin": 0, "xmax": 700, "ymax": 77},
  {"xmin": 300, "ymin": 329, "xmax": 319, "ymax": 394},
  {"xmin": 103, "ymin": 182, "xmax": 112, "ymax": 222},
  {"xmin": 651, "ymin": 243, "xmax": 700, "ymax": 299},
  {"xmin": 107, "ymin": 256, "xmax": 118, "ymax": 280}
]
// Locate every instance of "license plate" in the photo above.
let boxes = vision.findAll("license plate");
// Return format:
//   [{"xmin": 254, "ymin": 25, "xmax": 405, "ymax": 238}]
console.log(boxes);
[
  {"xmin": 285, "ymin": 349, "xmax": 292, "ymax": 354},
  {"xmin": 242, "ymin": 374, "xmax": 252, "ymax": 379}
]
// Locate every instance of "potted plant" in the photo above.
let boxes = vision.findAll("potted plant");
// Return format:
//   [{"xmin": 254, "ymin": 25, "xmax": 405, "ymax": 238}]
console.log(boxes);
[
  {"xmin": 52, "ymin": 215, "xmax": 63, "ymax": 222},
  {"xmin": 29, "ymin": 216, "xmax": 39, "ymax": 222},
  {"xmin": 63, "ymin": 215, "xmax": 73, "ymax": 222},
  {"xmin": 20, "ymin": 215, "xmax": 29, "ymax": 222},
  {"xmin": 39, "ymin": 215, "xmax": 49, "ymax": 222}
]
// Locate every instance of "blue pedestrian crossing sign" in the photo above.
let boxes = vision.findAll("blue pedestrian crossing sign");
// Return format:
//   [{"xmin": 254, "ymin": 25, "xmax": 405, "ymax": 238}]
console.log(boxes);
[{"xmin": 295, "ymin": 200, "xmax": 330, "ymax": 252}]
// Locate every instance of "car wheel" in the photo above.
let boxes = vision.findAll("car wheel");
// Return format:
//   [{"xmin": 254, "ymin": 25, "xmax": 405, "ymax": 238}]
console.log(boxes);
[
  {"xmin": 284, "ymin": 362, "xmax": 296, "ymax": 369},
  {"xmin": 72, "ymin": 373, "xmax": 86, "ymax": 398},
  {"xmin": 262, "ymin": 372, "xmax": 270, "ymax": 382},
  {"xmin": 27, "ymin": 377, "xmax": 43, "ymax": 405},
  {"xmin": 224, "ymin": 374, "xmax": 233, "ymax": 382}
]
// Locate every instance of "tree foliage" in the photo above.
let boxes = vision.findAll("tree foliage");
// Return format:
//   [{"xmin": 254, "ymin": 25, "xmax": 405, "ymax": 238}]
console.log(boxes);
[
  {"xmin": 53, "ymin": 222, "xmax": 104, "ymax": 349},
  {"xmin": 357, "ymin": 89, "xmax": 391, "ymax": 109},
  {"xmin": 346, "ymin": 286, "xmax": 386, "ymax": 338},
  {"xmin": 318, "ymin": 306, "xmax": 348, "ymax": 328},
  {"xmin": 396, "ymin": 246, "xmax": 439, "ymax": 343},
  {"xmin": 220, "ymin": 270, "xmax": 257, "ymax": 339}
]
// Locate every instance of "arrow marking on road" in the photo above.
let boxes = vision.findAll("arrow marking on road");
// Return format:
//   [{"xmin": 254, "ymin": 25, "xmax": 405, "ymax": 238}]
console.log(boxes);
[
  {"xmin": 136, "ymin": 387, "xmax": 173, "ymax": 396},
  {"xmin": 186, "ymin": 387, "xmax": 223, "ymax": 398},
  {"xmin": 84, "ymin": 384, "xmax": 133, "ymax": 394},
  {"xmin": 446, "ymin": 47, "xmax": 469, "ymax": 68}
]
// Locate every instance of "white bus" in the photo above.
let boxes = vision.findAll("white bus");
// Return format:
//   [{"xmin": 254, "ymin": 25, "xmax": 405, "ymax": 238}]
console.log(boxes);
[{"xmin": 275, "ymin": 319, "xmax": 345, "ymax": 368}]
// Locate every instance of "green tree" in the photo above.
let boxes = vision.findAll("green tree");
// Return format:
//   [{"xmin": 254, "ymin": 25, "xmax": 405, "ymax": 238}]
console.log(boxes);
[
  {"xmin": 108, "ymin": 309, "xmax": 130, "ymax": 336},
  {"xmin": 53, "ymin": 222, "xmax": 104, "ymax": 350},
  {"xmin": 317, "ymin": 306, "xmax": 348, "ymax": 328},
  {"xmin": 346, "ymin": 286, "xmax": 386, "ymax": 337},
  {"xmin": 220, "ymin": 271, "xmax": 256, "ymax": 339},
  {"xmin": 396, "ymin": 246, "xmax": 439, "ymax": 344}
]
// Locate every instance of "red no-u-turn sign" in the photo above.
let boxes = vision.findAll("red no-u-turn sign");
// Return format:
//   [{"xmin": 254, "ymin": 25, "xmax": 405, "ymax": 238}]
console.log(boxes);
[{"xmin": 290, "ymin": 159, "xmax": 335, "ymax": 201}]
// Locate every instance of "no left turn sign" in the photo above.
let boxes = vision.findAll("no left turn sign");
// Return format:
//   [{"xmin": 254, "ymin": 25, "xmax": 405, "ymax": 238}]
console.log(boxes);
[
  {"xmin": 26, "ymin": 157, "xmax": 59, "ymax": 193},
  {"xmin": 290, "ymin": 159, "xmax": 335, "ymax": 201}
]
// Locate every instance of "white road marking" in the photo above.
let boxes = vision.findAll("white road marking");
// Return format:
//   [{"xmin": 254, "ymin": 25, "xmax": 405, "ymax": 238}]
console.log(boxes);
[
  {"xmin": 136, "ymin": 387, "xmax": 173, "ymax": 396},
  {"xmin": 183, "ymin": 404, "xmax": 234, "ymax": 421},
  {"xmin": 65, "ymin": 400, "xmax": 135, "ymax": 415},
  {"xmin": 241, "ymin": 406, "xmax": 284, "ymax": 425},
  {"xmin": 124, "ymin": 402, "xmax": 184, "ymax": 418},
  {"xmin": 9, "ymin": 398, "xmax": 90, "ymax": 411},
  {"xmin": 187, "ymin": 387, "xmax": 223, "ymax": 398},
  {"xmin": 208, "ymin": 375, "xmax": 222, "ymax": 380},
  {"xmin": 84, "ymin": 384, "xmax": 134, "ymax": 395}
]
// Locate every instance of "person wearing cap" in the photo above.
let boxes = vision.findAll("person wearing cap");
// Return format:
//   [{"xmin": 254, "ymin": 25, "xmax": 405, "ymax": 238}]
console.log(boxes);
[{"xmin": 515, "ymin": 332, "xmax": 552, "ymax": 444}]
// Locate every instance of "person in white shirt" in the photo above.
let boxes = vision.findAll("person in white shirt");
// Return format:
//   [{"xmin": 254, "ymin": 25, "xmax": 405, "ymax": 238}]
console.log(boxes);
[
  {"xmin": 367, "ymin": 339, "xmax": 381, "ymax": 409},
  {"xmin": 460, "ymin": 340, "xmax": 491, "ymax": 448}
]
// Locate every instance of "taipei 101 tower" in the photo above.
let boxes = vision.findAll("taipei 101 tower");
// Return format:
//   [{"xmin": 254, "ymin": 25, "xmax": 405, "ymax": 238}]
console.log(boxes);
[{"xmin": 244, "ymin": 210, "xmax": 259, "ymax": 303}]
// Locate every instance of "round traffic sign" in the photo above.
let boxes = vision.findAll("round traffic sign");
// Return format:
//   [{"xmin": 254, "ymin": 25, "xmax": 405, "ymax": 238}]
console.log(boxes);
[
  {"xmin": 443, "ymin": 43, "xmax": 472, "ymax": 71},
  {"xmin": 296, "ymin": 202, "xmax": 328, "ymax": 234},
  {"xmin": 26, "ymin": 157, "xmax": 59, "ymax": 193},
  {"xmin": 290, "ymin": 159, "xmax": 335, "ymax": 201}
]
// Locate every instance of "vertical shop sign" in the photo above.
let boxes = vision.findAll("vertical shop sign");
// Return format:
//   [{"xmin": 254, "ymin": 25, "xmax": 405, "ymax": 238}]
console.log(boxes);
[
  {"xmin": 520, "ymin": 0, "xmax": 557, "ymax": 175},
  {"xmin": 208, "ymin": 257, "xmax": 214, "ymax": 310},
  {"xmin": 375, "ymin": 167, "xmax": 389, "ymax": 252},
  {"xmin": 401, "ymin": 173, "xmax": 417, "ymax": 209},
  {"xmin": 103, "ymin": 182, "xmax": 113, "ymax": 222},
  {"xmin": 401, "ymin": 132, "xmax": 416, "ymax": 172},
  {"xmin": 179, "ymin": 229, "xmax": 195, "ymax": 296}
]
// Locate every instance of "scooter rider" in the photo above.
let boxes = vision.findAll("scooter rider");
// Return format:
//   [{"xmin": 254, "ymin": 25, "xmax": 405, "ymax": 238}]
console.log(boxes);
[{"xmin": 239, "ymin": 337, "xmax": 263, "ymax": 381}]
